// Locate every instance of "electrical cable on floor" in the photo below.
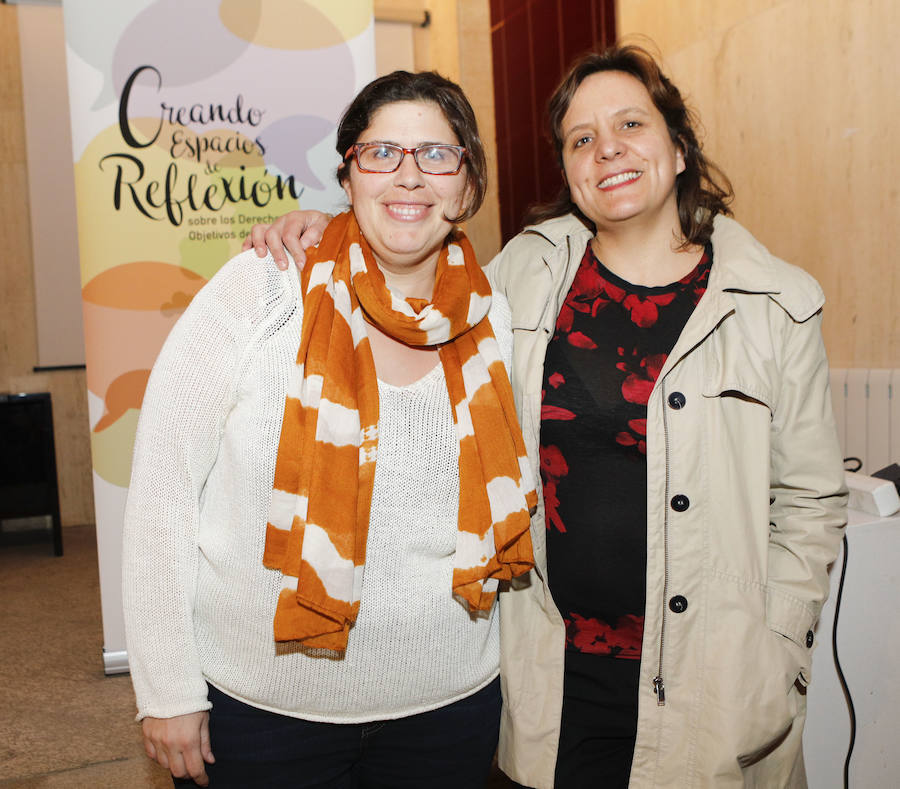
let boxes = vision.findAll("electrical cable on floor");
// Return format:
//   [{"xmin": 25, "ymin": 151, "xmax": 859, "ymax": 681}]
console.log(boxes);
[
  {"xmin": 835, "ymin": 456, "xmax": 859, "ymax": 789},
  {"xmin": 832, "ymin": 534, "xmax": 855, "ymax": 789}
]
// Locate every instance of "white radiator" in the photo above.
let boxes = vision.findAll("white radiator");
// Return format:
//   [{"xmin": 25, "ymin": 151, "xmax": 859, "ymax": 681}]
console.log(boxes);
[{"xmin": 829, "ymin": 368, "xmax": 900, "ymax": 474}]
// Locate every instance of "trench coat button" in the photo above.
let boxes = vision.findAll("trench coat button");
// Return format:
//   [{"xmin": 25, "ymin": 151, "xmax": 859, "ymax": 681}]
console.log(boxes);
[
  {"xmin": 669, "ymin": 595, "xmax": 688, "ymax": 613},
  {"xmin": 670, "ymin": 494, "xmax": 690, "ymax": 512},
  {"xmin": 806, "ymin": 630, "xmax": 814, "ymax": 648},
  {"xmin": 668, "ymin": 391, "xmax": 686, "ymax": 409}
]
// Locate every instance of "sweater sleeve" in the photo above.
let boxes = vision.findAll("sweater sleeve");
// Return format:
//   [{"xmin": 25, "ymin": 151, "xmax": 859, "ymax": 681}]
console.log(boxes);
[{"xmin": 121, "ymin": 252, "xmax": 296, "ymax": 720}]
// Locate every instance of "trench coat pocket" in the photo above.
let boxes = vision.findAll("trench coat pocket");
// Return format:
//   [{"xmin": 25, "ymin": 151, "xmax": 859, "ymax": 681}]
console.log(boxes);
[
  {"xmin": 702, "ymin": 574, "xmax": 803, "ymax": 766},
  {"xmin": 734, "ymin": 626, "xmax": 804, "ymax": 770}
]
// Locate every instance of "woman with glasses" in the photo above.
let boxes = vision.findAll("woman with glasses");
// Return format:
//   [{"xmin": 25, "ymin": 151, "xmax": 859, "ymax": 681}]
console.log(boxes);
[
  {"xmin": 248, "ymin": 44, "xmax": 847, "ymax": 789},
  {"xmin": 122, "ymin": 70, "xmax": 536, "ymax": 788}
]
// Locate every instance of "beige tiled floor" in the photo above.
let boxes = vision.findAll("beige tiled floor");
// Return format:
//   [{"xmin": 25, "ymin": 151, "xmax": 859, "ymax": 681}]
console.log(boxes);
[
  {"xmin": 0, "ymin": 525, "xmax": 170, "ymax": 788},
  {"xmin": 0, "ymin": 525, "xmax": 517, "ymax": 788}
]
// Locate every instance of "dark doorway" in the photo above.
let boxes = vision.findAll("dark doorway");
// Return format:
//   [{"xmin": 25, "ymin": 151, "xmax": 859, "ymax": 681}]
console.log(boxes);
[{"xmin": 490, "ymin": 0, "xmax": 616, "ymax": 243}]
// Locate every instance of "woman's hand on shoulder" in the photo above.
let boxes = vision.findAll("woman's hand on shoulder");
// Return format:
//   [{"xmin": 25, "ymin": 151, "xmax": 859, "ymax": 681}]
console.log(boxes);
[
  {"xmin": 142, "ymin": 711, "xmax": 214, "ymax": 786},
  {"xmin": 241, "ymin": 210, "xmax": 332, "ymax": 271}
]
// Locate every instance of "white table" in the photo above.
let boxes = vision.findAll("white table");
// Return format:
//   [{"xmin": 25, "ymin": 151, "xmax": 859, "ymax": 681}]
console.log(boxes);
[{"xmin": 803, "ymin": 509, "xmax": 900, "ymax": 788}]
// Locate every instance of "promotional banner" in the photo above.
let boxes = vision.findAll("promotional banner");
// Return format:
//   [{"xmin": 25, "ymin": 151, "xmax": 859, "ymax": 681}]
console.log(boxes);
[{"xmin": 62, "ymin": 0, "xmax": 375, "ymax": 672}]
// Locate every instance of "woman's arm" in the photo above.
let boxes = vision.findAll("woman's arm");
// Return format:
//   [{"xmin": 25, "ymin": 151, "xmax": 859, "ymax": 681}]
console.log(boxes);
[
  {"xmin": 767, "ymin": 309, "xmax": 848, "ymax": 680},
  {"xmin": 242, "ymin": 210, "xmax": 332, "ymax": 269},
  {"xmin": 122, "ymin": 254, "xmax": 277, "ymax": 779}
]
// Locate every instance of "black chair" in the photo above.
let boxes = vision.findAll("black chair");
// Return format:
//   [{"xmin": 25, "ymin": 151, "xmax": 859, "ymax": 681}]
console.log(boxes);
[{"xmin": 0, "ymin": 392, "xmax": 63, "ymax": 555}]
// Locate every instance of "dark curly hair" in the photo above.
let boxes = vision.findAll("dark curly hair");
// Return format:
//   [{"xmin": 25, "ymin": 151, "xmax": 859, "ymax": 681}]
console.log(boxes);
[
  {"xmin": 335, "ymin": 70, "xmax": 487, "ymax": 224},
  {"xmin": 525, "ymin": 44, "xmax": 733, "ymax": 247}
]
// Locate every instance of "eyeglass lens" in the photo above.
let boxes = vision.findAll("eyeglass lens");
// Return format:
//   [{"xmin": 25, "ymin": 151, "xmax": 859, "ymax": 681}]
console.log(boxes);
[{"xmin": 356, "ymin": 143, "xmax": 463, "ymax": 174}]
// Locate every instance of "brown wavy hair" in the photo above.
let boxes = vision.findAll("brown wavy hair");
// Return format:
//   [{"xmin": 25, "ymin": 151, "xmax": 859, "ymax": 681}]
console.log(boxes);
[
  {"xmin": 336, "ymin": 70, "xmax": 487, "ymax": 224},
  {"xmin": 525, "ymin": 44, "xmax": 733, "ymax": 247}
]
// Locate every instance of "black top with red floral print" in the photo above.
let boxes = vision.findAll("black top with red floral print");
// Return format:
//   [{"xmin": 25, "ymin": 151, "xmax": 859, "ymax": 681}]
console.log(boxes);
[{"xmin": 540, "ymin": 241, "xmax": 712, "ymax": 660}]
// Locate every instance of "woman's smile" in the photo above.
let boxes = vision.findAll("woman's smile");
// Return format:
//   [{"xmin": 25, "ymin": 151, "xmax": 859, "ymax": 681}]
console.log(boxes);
[
  {"xmin": 598, "ymin": 170, "xmax": 643, "ymax": 190},
  {"xmin": 383, "ymin": 201, "xmax": 433, "ymax": 221},
  {"xmin": 342, "ymin": 100, "xmax": 471, "ymax": 295}
]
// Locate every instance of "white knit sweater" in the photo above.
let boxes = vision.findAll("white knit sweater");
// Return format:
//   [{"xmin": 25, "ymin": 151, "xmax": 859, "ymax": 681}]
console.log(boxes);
[{"xmin": 121, "ymin": 251, "xmax": 514, "ymax": 723}]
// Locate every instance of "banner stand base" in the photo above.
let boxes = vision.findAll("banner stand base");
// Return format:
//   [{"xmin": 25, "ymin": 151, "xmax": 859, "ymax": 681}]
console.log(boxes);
[{"xmin": 103, "ymin": 648, "xmax": 129, "ymax": 676}]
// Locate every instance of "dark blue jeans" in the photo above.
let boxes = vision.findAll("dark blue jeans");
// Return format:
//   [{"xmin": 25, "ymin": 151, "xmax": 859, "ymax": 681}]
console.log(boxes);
[{"xmin": 174, "ymin": 677, "xmax": 501, "ymax": 788}]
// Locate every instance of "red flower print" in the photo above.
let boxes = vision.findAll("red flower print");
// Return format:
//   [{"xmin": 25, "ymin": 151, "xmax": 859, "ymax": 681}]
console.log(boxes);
[
  {"xmin": 568, "ymin": 331, "xmax": 598, "ymax": 349},
  {"xmin": 602, "ymin": 280, "xmax": 626, "ymax": 303},
  {"xmin": 616, "ymin": 418, "xmax": 647, "ymax": 454},
  {"xmin": 643, "ymin": 354, "xmax": 666, "ymax": 380},
  {"xmin": 618, "ymin": 351, "xmax": 667, "ymax": 406},
  {"xmin": 624, "ymin": 294, "xmax": 657, "ymax": 327},
  {"xmin": 548, "ymin": 372, "xmax": 565, "ymax": 389},
  {"xmin": 558, "ymin": 254, "xmax": 619, "ymax": 335},
  {"xmin": 569, "ymin": 260, "xmax": 605, "ymax": 304},
  {"xmin": 679, "ymin": 266, "xmax": 701, "ymax": 286},
  {"xmin": 591, "ymin": 295, "xmax": 612, "ymax": 316},
  {"xmin": 539, "ymin": 384, "xmax": 574, "ymax": 421},
  {"xmin": 542, "ymin": 405, "xmax": 576, "ymax": 421},
  {"xmin": 622, "ymin": 292, "xmax": 676, "ymax": 328},
  {"xmin": 588, "ymin": 279, "xmax": 626, "ymax": 317},
  {"xmin": 542, "ymin": 483, "xmax": 565, "ymax": 533},
  {"xmin": 540, "ymin": 444, "xmax": 568, "ymax": 478},
  {"xmin": 565, "ymin": 613, "xmax": 644, "ymax": 658},
  {"xmin": 682, "ymin": 254, "xmax": 710, "ymax": 304},
  {"xmin": 556, "ymin": 303, "xmax": 574, "ymax": 333},
  {"xmin": 622, "ymin": 375, "xmax": 653, "ymax": 404},
  {"xmin": 539, "ymin": 444, "xmax": 569, "ymax": 533}
]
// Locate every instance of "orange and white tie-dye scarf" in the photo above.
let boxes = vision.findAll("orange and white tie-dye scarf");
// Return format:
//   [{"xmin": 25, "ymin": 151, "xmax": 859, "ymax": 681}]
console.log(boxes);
[{"xmin": 263, "ymin": 210, "xmax": 536, "ymax": 651}]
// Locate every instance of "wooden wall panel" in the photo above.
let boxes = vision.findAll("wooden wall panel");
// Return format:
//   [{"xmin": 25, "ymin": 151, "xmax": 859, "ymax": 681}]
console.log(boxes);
[
  {"xmin": 374, "ymin": 21, "xmax": 417, "ymax": 77},
  {"xmin": 455, "ymin": 0, "xmax": 503, "ymax": 264},
  {"xmin": 374, "ymin": 1, "xmax": 501, "ymax": 264},
  {"xmin": 617, "ymin": 0, "xmax": 900, "ymax": 368},
  {"xmin": 0, "ymin": 5, "xmax": 95, "ymax": 528}
]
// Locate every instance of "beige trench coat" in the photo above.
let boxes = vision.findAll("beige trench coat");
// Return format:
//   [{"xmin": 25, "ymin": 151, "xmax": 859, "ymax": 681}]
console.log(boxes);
[{"xmin": 487, "ymin": 214, "xmax": 848, "ymax": 788}]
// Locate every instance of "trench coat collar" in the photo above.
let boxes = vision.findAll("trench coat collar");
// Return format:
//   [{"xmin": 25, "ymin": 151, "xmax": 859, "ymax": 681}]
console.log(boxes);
[{"xmin": 518, "ymin": 213, "xmax": 825, "ymax": 387}]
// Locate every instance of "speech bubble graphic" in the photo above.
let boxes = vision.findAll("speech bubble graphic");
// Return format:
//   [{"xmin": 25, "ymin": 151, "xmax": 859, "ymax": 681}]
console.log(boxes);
[
  {"xmin": 105, "ymin": 0, "xmax": 260, "ymax": 110},
  {"xmin": 255, "ymin": 114, "xmax": 336, "ymax": 190},
  {"xmin": 219, "ymin": 0, "xmax": 369, "ymax": 50}
]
